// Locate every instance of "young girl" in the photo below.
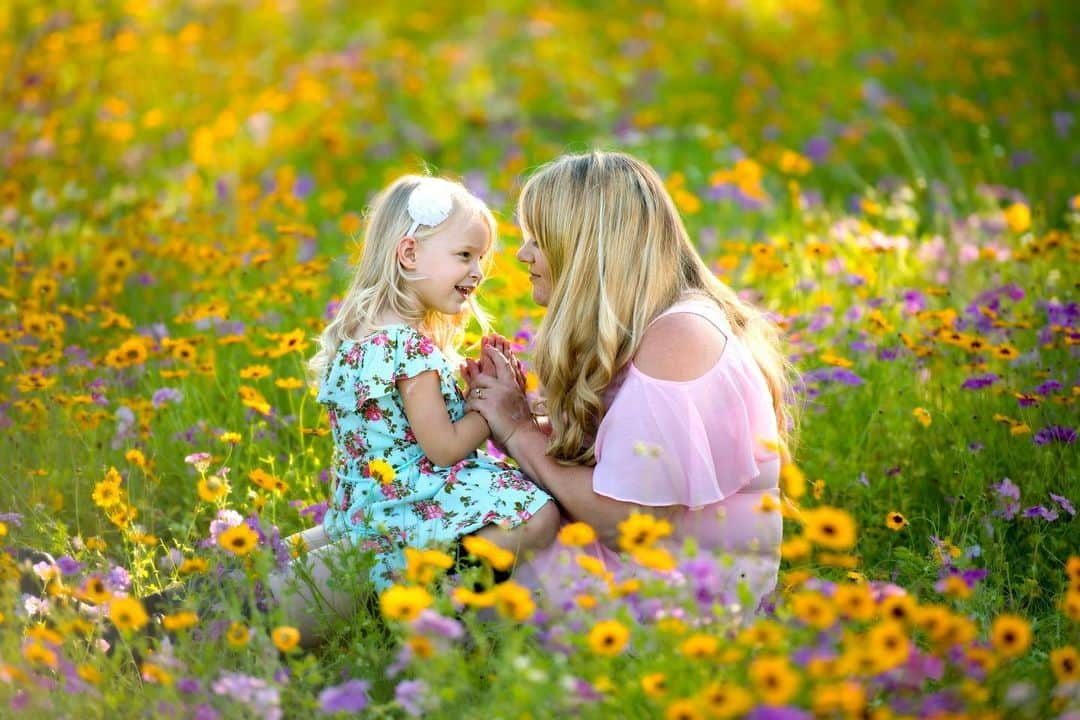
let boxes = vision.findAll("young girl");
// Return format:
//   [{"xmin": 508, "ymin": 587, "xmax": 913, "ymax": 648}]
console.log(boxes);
[{"xmin": 293, "ymin": 175, "xmax": 559, "ymax": 598}]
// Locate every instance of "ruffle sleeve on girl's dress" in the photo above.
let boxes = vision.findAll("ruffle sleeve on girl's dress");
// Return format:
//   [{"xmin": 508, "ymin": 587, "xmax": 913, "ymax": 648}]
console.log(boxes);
[{"xmin": 591, "ymin": 345, "xmax": 779, "ymax": 510}]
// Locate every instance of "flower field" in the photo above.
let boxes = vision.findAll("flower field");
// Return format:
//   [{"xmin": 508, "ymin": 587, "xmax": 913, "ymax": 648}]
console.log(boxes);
[{"xmin": 2, "ymin": 1, "xmax": 1078, "ymax": 717}]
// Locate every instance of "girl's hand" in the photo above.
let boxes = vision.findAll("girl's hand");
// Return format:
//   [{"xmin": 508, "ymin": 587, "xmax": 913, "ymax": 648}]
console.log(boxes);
[
  {"xmin": 466, "ymin": 345, "xmax": 534, "ymax": 451},
  {"xmin": 481, "ymin": 334, "xmax": 528, "ymax": 393}
]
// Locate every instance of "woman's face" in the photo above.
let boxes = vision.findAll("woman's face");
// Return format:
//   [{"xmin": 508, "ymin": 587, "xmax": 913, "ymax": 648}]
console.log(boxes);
[{"xmin": 516, "ymin": 233, "xmax": 552, "ymax": 307}]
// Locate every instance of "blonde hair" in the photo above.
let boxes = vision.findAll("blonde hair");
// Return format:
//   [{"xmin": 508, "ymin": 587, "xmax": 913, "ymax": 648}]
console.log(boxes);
[
  {"xmin": 518, "ymin": 151, "xmax": 794, "ymax": 465},
  {"xmin": 308, "ymin": 175, "xmax": 495, "ymax": 384}
]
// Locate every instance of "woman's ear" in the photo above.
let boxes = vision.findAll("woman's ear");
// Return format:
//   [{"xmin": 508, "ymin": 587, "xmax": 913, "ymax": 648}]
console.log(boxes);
[{"xmin": 397, "ymin": 236, "xmax": 418, "ymax": 270}]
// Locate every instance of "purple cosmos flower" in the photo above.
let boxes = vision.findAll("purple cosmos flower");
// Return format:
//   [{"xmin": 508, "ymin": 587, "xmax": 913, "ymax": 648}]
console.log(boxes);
[
  {"xmin": 1033, "ymin": 425, "xmax": 1077, "ymax": 445},
  {"xmin": 108, "ymin": 565, "xmax": 131, "ymax": 592},
  {"xmin": 961, "ymin": 373, "xmax": 999, "ymax": 390},
  {"xmin": 831, "ymin": 368, "xmax": 864, "ymax": 386},
  {"xmin": 211, "ymin": 672, "xmax": 280, "ymax": 720},
  {"xmin": 298, "ymin": 501, "xmax": 328, "ymax": 525},
  {"xmin": 748, "ymin": 707, "xmax": 813, "ymax": 720},
  {"xmin": 411, "ymin": 610, "xmax": 464, "ymax": 639},
  {"xmin": 0, "ymin": 512, "xmax": 23, "ymax": 526},
  {"xmin": 1050, "ymin": 493, "xmax": 1076, "ymax": 516},
  {"xmin": 177, "ymin": 677, "xmax": 202, "ymax": 694},
  {"xmin": 804, "ymin": 135, "xmax": 832, "ymax": 163},
  {"xmin": 1023, "ymin": 505, "xmax": 1059, "ymax": 522},
  {"xmin": 318, "ymin": 679, "xmax": 371, "ymax": 713},
  {"xmin": 193, "ymin": 704, "xmax": 219, "ymax": 720},
  {"xmin": 394, "ymin": 680, "xmax": 428, "ymax": 717},
  {"xmin": 991, "ymin": 478, "xmax": 1021, "ymax": 520},
  {"xmin": 1033, "ymin": 379, "xmax": 1062, "ymax": 395},
  {"xmin": 151, "ymin": 387, "xmax": 183, "ymax": 409},
  {"xmin": 55, "ymin": 556, "xmax": 83, "ymax": 576}
]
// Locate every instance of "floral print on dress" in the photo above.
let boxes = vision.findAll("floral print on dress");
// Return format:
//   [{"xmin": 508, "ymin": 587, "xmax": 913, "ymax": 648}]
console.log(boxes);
[{"xmin": 316, "ymin": 324, "xmax": 551, "ymax": 590}]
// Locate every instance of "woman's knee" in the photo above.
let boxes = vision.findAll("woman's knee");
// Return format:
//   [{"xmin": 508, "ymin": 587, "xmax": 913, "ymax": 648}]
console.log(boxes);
[{"xmin": 525, "ymin": 501, "xmax": 560, "ymax": 549}]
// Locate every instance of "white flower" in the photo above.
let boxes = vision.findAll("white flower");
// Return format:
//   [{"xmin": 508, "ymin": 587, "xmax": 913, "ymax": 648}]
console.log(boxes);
[{"xmin": 406, "ymin": 179, "xmax": 455, "ymax": 234}]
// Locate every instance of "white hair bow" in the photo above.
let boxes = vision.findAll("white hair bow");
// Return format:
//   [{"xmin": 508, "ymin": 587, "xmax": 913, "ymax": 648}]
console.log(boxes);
[{"xmin": 406, "ymin": 179, "xmax": 455, "ymax": 236}]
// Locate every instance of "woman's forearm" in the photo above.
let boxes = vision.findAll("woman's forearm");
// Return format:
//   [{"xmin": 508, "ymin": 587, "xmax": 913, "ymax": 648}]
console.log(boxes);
[{"xmin": 505, "ymin": 423, "xmax": 647, "ymax": 549}]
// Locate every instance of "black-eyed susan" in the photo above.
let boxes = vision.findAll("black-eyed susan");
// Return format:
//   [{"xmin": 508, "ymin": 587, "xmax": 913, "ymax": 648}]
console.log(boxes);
[
  {"xmin": 92, "ymin": 478, "xmax": 123, "ymax": 509},
  {"xmin": 1066, "ymin": 555, "xmax": 1080, "ymax": 589},
  {"xmin": 404, "ymin": 548, "xmax": 454, "ymax": 584},
  {"xmin": 1050, "ymin": 646, "xmax": 1079, "ymax": 683},
  {"xmin": 218, "ymin": 523, "xmax": 259, "ymax": 556},
  {"xmin": 801, "ymin": 506, "xmax": 856, "ymax": 550},
  {"xmin": 791, "ymin": 590, "xmax": 837, "ymax": 629},
  {"xmin": 699, "ymin": 682, "xmax": 752, "ymax": 719},
  {"xmin": 225, "ymin": 622, "xmax": 250, "ymax": 647},
  {"xmin": 79, "ymin": 575, "xmax": 111, "ymax": 604},
  {"xmin": 197, "ymin": 474, "xmax": 230, "ymax": 503},
  {"xmin": 178, "ymin": 557, "xmax": 208, "ymax": 575},
  {"xmin": 272, "ymin": 626, "xmax": 301, "ymax": 652},
  {"xmin": 878, "ymin": 593, "xmax": 917, "ymax": 625},
  {"xmin": 109, "ymin": 596, "xmax": 149, "ymax": 632},
  {"xmin": 367, "ymin": 458, "xmax": 395, "ymax": 485},
  {"xmin": 833, "ymin": 582, "xmax": 875, "ymax": 620},
  {"xmin": 885, "ymin": 511, "xmax": 907, "ymax": 530},
  {"xmin": 779, "ymin": 463, "xmax": 806, "ymax": 499},
  {"xmin": 22, "ymin": 642, "xmax": 58, "ymax": 669},
  {"xmin": 558, "ymin": 522, "xmax": 597, "ymax": 547},
  {"xmin": 588, "ymin": 619, "xmax": 630, "ymax": 656},
  {"xmin": 451, "ymin": 587, "xmax": 495, "ymax": 609},
  {"xmin": 161, "ymin": 611, "xmax": 199, "ymax": 632},
  {"xmin": 990, "ymin": 613, "xmax": 1031, "ymax": 658},
  {"xmin": 913, "ymin": 604, "xmax": 953, "ymax": 643},
  {"xmin": 737, "ymin": 619, "xmax": 785, "ymax": 648},
  {"xmin": 664, "ymin": 698, "xmax": 702, "ymax": 720},
  {"xmin": 631, "ymin": 546, "xmax": 677, "ymax": 572},
  {"xmin": 616, "ymin": 512, "xmax": 672, "ymax": 552},
  {"xmin": 461, "ymin": 535, "xmax": 514, "ymax": 571},
  {"xmin": 239, "ymin": 364, "xmax": 272, "ymax": 380},
  {"xmin": 780, "ymin": 535, "xmax": 812, "ymax": 562},
  {"xmin": 494, "ymin": 581, "xmax": 535, "ymax": 621},
  {"xmin": 640, "ymin": 672, "xmax": 667, "ymax": 697},
  {"xmin": 248, "ymin": 468, "xmax": 288, "ymax": 494},
  {"xmin": 680, "ymin": 633, "xmax": 719, "ymax": 659},
  {"xmin": 965, "ymin": 646, "xmax": 999, "ymax": 675},
  {"xmin": 867, "ymin": 620, "xmax": 910, "ymax": 671},
  {"xmin": 141, "ymin": 662, "xmax": 173, "ymax": 685},
  {"xmin": 912, "ymin": 407, "xmax": 932, "ymax": 427},
  {"xmin": 379, "ymin": 585, "xmax": 433, "ymax": 622},
  {"xmin": 749, "ymin": 655, "xmax": 799, "ymax": 705},
  {"xmin": 77, "ymin": 664, "xmax": 102, "ymax": 685},
  {"xmin": 218, "ymin": 431, "xmax": 242, "ymax": 444}
]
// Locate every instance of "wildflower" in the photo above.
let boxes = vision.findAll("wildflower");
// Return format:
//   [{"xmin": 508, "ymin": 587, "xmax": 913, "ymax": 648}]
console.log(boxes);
[
  {"xmin": 92, "ymin": 476, "xmax": 123, "ymax": 509},
  {"xmin": 494, "ymin": 581, "xmax": 535, "ymax": 621},
  {"xmin": 588, "ymin": 619, "xmax": 630, "ymax": 656},
  {"xmin": 219, "ymin": 431, "xmax": 242, "ymax": 444},
  {"xmin": 1067, "ymin": 556, "xmax": 1080, "ymax": 588},
  {"xmin": 225, "ymin": 622, "xmax": 250, "ymax": 647},
  {"xmin": 271, "ymin": 626, "xmax": 300, "ymax": 652},
  {"xmin": 404, "ymin": 548, "xmax": 454, "ymax": 584},
  {"xmin": 834, "ymin": 583, "xmax": 875, "ymax": 620},
  {"xmin": 162, "ymin": 611, "xmax": 199, "ymax": 632},
  {"xmin": 699, "ymin": 682, "xmax": 752, "ymax": 718},
  {"xmin": 248, "ymin": 468, "xmax": 288, "ymax": 494},
  {"xmin": 198, "ymin": 475, "xmax": 231, "ymax": 502},
  {"xmin": 801, "ymin": 506, "xmax": 857, "ymax": 550},
  {"xmin": 22, "ymin": 642, "xmax": 58, "ymax": 669},
  {"xmin": 631, "ymin": 546, "xmax": 677, "ymax": 572},
  {"xmin": 366, "ymin": 458, "xmax": 395, "ymax": 484},
  {"xmin": 748, "ymin": 655, "xmax": 799, "ymax": 705},
  {"xmin": 1051, "ymin": 494, "xmax": 1076, "ymax": 517},
  {"xmin": 779, "ymin": 463, "xmax": 806, "ymax": 499},
  {"xmin": 990, "ymin": 614, "xmax": 1031, "ymax": 657},
  {"xmin": 218, "ymin": 524, "xmax": 258, "ymax": 556},
  {"xmin": 184, "ymin": 452, "xmax": 212, "ymax": 473},
  {"xmin": 79, "ymin": 575, "xmax": 111, "ymax": 604},
  {"xmin": 1004, "ymin": 202, "xmax": 1031, "ymax": 233},
  {"xmin": 640, "ymin": 672, "xmax": 667, "ymax": 697},
  {"xmin": 617, "ymin": 512, "xmax": 672, "ymax": 552},
  {"xmin": 912, "ymin": 407, "xmax": 932, "ymax": 427},
  {"xmin": 680, "ymin": 633, "xmax": 719, "ymax": 659},
  {"xmin": 380, "ymin": 585, "xmax": 433, "ymax": 622},
  {"xmin": 1050, "ymin": 646, "xmax": 1079, "ymax": 683},
  {"xmin": 664, "ymin": 699, "xmax": 702, "ymax": 720},
  {"xmin": 791, "ymin": 590, "xmax": 837, "ymax": 629},
  {"xmin": 867, "ymin": 620, "xmax": 910, "ymax": 671},
  {"xmin": 395, "ymin": 679, "xmax": 428, "ymax": 717},
  {"xmin": 126, "ymin": 449, "xmax": 147, "ymax": 467},
  {"xmin": 77, "ymin": 664, "xmax": 102, "ymax": 685},
  {"xmin": 461, "ymin": 535, "xmax": 514, "ymax": 571},
  {"xmin": 886, "ymin": 511, "xmax": 907, "ymax": 530},
  {"xmin": 936, "ymin": 574, "xmax": 972, "ymax": 599},
  {"xmin": 109, "ymin": 596, "xmax": 149, "ymax": 632},
  {"xmin": 410, "ymin": 609, "xmax": 464, "ymax": 639},
  {"xmin": 781, "ymin": 535, "xmax": 812, "ymax": 561},
  {"xmin": 451, "ymin": 587, "xmax": 495, "ymax": 608},
  {"xmin": 1033, "ymin": 425, "xmax": 1077, "ymax": 445},
  {"xmin": 179, "ymin": 557, "xmax": 209, "ymax": 575},
  {"xmin": 239, "ymin": 365, "xmax": 272, "ymax": 380},
  {"xmin": 142, "ymin": 662, "xmax": 173, "ymax": 685},
  {"xmin": 558, "ymin": 522, "xmax": 597, "ymax": 547}
]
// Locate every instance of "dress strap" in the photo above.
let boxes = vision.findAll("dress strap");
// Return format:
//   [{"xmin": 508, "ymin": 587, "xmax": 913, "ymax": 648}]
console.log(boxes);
[{"xmin": 651, "ymin": 296, "xmax": 733, "ymax": 339}]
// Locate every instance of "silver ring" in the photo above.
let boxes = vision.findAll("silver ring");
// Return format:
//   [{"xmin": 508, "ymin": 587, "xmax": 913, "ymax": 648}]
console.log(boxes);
[{"xmin": 475, "ymin": 388, "xmax": 483, "ymax": 399}]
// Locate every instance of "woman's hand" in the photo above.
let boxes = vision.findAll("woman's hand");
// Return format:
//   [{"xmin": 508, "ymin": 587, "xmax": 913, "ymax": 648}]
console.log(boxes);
[
  {"xmin": 481, "ymin": 334, "xmax": 528, "ymax": 393},
  {"xmin": 466, "ymin": 345, "xmax": 535, "ymax": 450}
]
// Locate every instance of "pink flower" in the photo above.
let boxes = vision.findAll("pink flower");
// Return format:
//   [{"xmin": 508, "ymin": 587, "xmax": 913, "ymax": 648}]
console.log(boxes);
[{"xmin": 362, "ymin": 402, "xmax": 383, "ymax": 421}]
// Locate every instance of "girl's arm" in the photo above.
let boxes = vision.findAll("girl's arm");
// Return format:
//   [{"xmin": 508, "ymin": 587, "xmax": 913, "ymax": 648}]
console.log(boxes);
[{"xmin": 398, "ymin": 370, "xmax": 489, "ymax": 467}]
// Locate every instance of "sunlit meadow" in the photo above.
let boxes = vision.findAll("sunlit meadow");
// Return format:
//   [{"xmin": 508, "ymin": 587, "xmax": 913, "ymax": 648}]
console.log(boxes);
[{"xmin": 2, "ymin": 1, "xmax": 1078, "ymax": 717}]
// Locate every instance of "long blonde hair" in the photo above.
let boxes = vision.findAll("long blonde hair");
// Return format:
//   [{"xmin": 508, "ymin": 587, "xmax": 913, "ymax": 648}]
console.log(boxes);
[
  {"xmin": 308, "ymin": 175, "xmax": 495, "ymax": 384},
  {"xmin": 518, "ymin": 151, "xmax": 794, "ymax": 465}
]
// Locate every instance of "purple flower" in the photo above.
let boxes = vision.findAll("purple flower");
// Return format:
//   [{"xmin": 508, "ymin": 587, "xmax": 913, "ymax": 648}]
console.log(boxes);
[
  {"xmin": 993, "ymin": 478, "xmax": 1020, "ymax": 501},
  {"xmin": 0, "ymin": 512, "xmax": 23, "ymax": 527},
  {"xmin": 55, "ymin": 556, "xmax": 83, "ymax": 576},
  {"xmin": 748, "ymin": 708, "xmax": 813, "ymax": 720},
  {"xmin": 177, "ymin": 677, "xmax": 202, "ymax": 694},
  {"xmin": 961, "ymin": 373, "xmax": 1000, "ymax": 390},
  {"xmin": 394, "ymin": 680, "xmax": 428, "ymax": 717},
  {"xmin": 108, "ymin": 565, "xmax": 131, "ymax": 592},
  {"xmin": 410, "ymin": 610, "xmax": 463, "ymax": 639},
  {"xmin": 831, "ymin": 368, "xmax": 864, "ymax": 386},
  {"xmin": 992, "ymin": 477, "xmax": 1021, "ymax": 520},
  {"xmin": 318, "ymin": 679, "xmax": 371, "ymax": 713},
  {"xmin": 1053, "ymin": 110, "xmax": 1074, "ymax": 138},
  {"xmin": 1033, "ymin": 425, "xmax": 1077, "ymax": 446},
  {"xmin": 1023, "ymin": 505, "xmax": 1059, "ymax": 522},
  {"xmin": 1033, "ymin": 379, "xmax": 1062, "ymax": 396},
  {"xmin": 152, "ymin": 387, "xmax": 183, "ymax": 409},
  {"xmin": 299, "ymin": 501, "xmax": 328, "ymax": 525},
  {"xmin": 193, "ymin": 704, "xmax": 220, "ymax": 720},
  {"xmin": 1050, "ymin": 493, "xmax": 1076, "ymax": 517}
]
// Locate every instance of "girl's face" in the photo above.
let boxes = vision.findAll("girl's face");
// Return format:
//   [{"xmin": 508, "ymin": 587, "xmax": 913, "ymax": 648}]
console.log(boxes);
[
  {"xmin": 404, "ymin": 211, "xmax": 489, "ymax": 316},
  {"xmin": 516, "ymin": 233, "xmax": 552, "ymax": 307}
]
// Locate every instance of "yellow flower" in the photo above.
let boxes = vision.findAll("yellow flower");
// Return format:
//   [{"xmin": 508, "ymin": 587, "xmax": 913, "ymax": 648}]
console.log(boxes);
[
  {"xmin": 367, "ymin": 458, "xmax": 395, "ymax": 485},
  {"xmin": 680, "ymin": 633, "xmax": 719, "ymax": 659},
  {"xmin": 576, "ymin": 555, "xmax": 608, "ymax": 577},
  {"xmin": 79, "ymin": 575, "xmax": 111, "ymax": 604},
  {"xmin": 248, "ymin": 468, "xmax": 288, "ymax": 494},
  {"xmin": 699, "ymin": 682, "xmax": 753, "ymax": 719},
  {"xmin": 125, "ymin": 449, "xmax": 147, "ymax": 468},
  {"xmin": 558, "ymin": 522, "xmax": 597, "ymax": 547},
  {"xmin": 631, "ymin": 546, "xmax": 677, "ymax": 572},
  {"xmin": 1004, "ymin": 202, "xmax": 1031, "ymax": 233},
  {"xmin": 23, "ymin": 642, "xmax": 58, "ymax": 669},
  {"xmin": 664, "ymin": 699, "xmax": 702, "ymax": 720},
  {"xmin": 779, "ymin": 464, "xmax": 806, "ymax": 499},
  {"xmin": 198, "ymin": 475, "xmax": 231, "ymax": 502},
  {"xmin": 885, "ymin": 511, "xmax": 907, "ymax": 530},
  {"xmin": 219, "ymin": 431, "xmax": 243, "ymax": 444},
  {"xmin": 141, "ymin": 662, "xmax": 173, "ymax": 685},
  {"xmin": 161, "ymin": 611, "xmax": 199, "ymax": 632},
  {"xmin": 749, "ymin": 655, "xmax": 799, "ymax": 705},
  {"xmin": 617, "ymin": 512, "xmax": 672, "ymax": 552},
  {"xmin": 834, "ymin": 583, "xmax": 875, "ymax": 620},
  {"xmin": 866, "ymin": 621, "xmax": 910, "ymax": 672},
  {"xmin": 781, "ymin": 535, "xmax": 812, "ymax": 562},
  {"xmin": 404, "ymin": 548, "xmax": 454, "ymax": 584},
  {"xmin": 379, "ymin": 585, "xmax": 433, "ymax": 622},
  {"xmin": 801, "ymin": 506, "xmax": 857, "ymax": 550},
  {"xmin": 640, "ymin": 672, "xmax": 667, "ymax": 697},
  {"xmin": 239, "ymin": 364, "xmax": 272, "ymax": 380},
  {"xmin": 790, "ymin": 590, "xmax": 837, "ymax": 629},
  {"xmin": 588, "ymin": 619, "xmax": 630, "ymax": 656},
  {"xmin": 272, "ymin": 626, "xmax": 301, "ymax": 652},
  {"xmin": 77, "ymin": 664, "xmax": 102, "ymax": 684},
  {"xmin": 109, "ymin": 596, "xmax": 149, "ymax": 632},
  {"xmin": 275, "ymin": 377, "xmax": 306, "ymax": 390},
  {"xmin": 1066, "ymin": 555, "xmax": 1080, "ymax": 589},
  {"xmin": 461, "ymin": 535, "xmax": 515, "ymax": 571},
  {"xmin": 494, "ymin": 581, "xmax": 535, "ymax": 621},
  {"xmin": 92, "ymin": 479, "xmax": 123, "ymax": 509},
  {"xmin": 451, "ymin": 587, "xmax": 496, "ymax": 608},
  {"xmin": 179, "ymin": 557, "xmax": 209, "ymax": 575},
  {"xmin": 218, "ymin": 524, "xmax": 259, "ymax": 556},
  {"xmin": 912, "ymin": 407, "xmax": 932, "ymax": 427},
  {"xmin": 990, "ymin": 613, "xmax": 1031, "ymax": 658},
  {"xmin": 226, "ymin": 622, "xmax": 250, "ymax": 647},
  {"xmin": 1050, "ymin": 646, "xmax": 1080, "ymax": 683},
  {"xmin": 878, "ymin": 593, "xmax": 917, "ymax": 625}
]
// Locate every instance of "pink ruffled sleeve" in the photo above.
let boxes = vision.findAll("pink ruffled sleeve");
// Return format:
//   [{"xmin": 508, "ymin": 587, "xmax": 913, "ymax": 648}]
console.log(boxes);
[{"xmin": 592, "ymin": 344, "xmax": 779, "ymax": 509}]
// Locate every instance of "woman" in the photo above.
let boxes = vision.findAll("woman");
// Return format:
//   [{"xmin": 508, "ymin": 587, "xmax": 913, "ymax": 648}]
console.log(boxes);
[{"xmin": 465, "ymin": 151, "xmax": 792, "ymax": 612}]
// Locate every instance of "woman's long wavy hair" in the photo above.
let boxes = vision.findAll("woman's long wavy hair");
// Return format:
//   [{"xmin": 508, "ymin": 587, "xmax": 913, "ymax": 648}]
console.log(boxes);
[
  {"xmin": 518, "ymin": 151, "xmax": 795, "ymax": 466},
  {"xmin": 308, "ymin": 175, "xmax": 495, "ymax": 385}
]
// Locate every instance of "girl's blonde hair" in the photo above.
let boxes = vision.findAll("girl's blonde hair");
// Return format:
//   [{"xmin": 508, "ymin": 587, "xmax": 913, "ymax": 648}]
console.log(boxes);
[
  {"xmin": 518, "ymin": 151, "xmax": 794, "ymax": 466},
  {"xmin": 308, "ymin": 175, "xmax": 495, "ymax": 384}
]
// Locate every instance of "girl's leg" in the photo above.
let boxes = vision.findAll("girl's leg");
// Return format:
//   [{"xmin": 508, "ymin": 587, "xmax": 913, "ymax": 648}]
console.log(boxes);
[{"xmin": 473, "ymin": 500, "xmax": 560, "ymax": 556}]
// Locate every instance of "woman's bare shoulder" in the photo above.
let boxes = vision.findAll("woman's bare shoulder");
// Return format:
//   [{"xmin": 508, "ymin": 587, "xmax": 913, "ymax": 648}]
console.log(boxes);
[{"xmin": 633, "ymin": 312, "xmax": 728, "ymax": 382}]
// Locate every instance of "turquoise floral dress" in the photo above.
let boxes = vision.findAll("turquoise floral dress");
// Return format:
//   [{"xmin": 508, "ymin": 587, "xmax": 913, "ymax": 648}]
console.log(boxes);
[{"xmin": 317, "ymin": 324, "xmax": 552, "ymax": 589}]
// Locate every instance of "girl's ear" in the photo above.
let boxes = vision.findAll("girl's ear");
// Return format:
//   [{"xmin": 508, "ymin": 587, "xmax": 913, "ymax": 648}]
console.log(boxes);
[{"xmin": 397, "ymin": 236, "xmax": 418, "ymax": 270}]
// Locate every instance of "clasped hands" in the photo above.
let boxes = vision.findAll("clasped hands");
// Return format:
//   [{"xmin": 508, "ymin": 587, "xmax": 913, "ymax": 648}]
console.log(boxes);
[{"xmin": 460, "ymin": 335, "xmax": 536, "ymax": 451}]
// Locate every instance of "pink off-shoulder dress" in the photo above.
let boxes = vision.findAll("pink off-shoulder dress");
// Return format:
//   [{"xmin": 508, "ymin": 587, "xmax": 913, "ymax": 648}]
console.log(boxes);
[{"xmin": 515, "ymin": 297, "xmax": 783, "ymax": 614}]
